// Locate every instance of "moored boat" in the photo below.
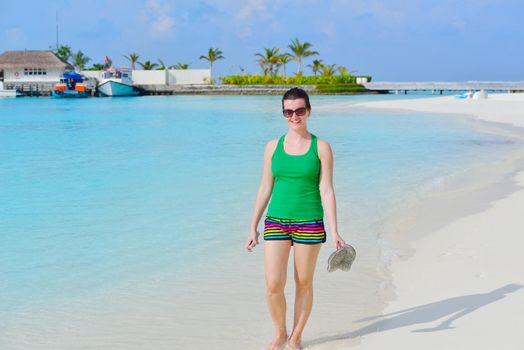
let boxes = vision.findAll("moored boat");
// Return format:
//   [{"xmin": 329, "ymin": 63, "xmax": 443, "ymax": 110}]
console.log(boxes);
[
  {"xmin": 0, "ymin": 81, "xmax": 20, "ymax": 98},
  {"xmin": 97, "ymin": 68, "xmax": 140, "ymax": 97},
  {"xmin": 53, "ymin": 71, "xmax": 89, "ymax": 98}
]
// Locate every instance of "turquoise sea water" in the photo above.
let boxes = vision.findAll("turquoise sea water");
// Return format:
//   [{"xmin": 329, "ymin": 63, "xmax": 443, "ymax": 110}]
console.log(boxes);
[{"xmin": 0, "ymin": 94, "xmax": 520, "ymax": 319}]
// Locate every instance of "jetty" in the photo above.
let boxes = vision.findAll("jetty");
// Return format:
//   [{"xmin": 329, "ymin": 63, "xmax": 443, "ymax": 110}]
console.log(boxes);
[
  {"xmin": 363, "ymin": 81, "xmax": 524, "ymax": 94},
  {"xmin": 135, "ymin": 84, "xmax": 318, "ymax": 95}
]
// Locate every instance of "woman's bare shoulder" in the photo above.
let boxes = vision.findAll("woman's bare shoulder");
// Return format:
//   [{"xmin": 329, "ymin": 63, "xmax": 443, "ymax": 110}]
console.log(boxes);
[
  {"xmin": 264, "ymin": 139, "xmax": 279, "ymax": 155},
  {"xmin": 266, "ymin": 138, "xmax": 278, "ymax": 146},
  {"xmin": 316, "ymin": 137, "xmax": 333, "ymax": 156}
]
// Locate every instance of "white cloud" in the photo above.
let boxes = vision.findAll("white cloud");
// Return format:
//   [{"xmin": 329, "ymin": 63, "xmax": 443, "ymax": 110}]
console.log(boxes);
[
  {"xmin": 204, "ymin": 0, "xmax": 283, "ymax": 38},
  {"xmin": 143, "ymin": 0, "xmax": 176, "ymax": 37},
  {"xmin": 237, "ymin": 0, "xmax": 268, "ymax": 21},
  {"xmin": 150, "ymin": 15, "xmax": 175, "ymax": 35}
]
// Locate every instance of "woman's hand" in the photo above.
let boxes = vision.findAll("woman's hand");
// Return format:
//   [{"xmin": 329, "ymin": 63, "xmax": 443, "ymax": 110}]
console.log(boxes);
[
  {"xmin": 245, "ymin": 230, "xmax": 260, "ymax": 252},
  {"xmin": 331, "ymin": 232, "xmax": 345, "ymax": 251}
]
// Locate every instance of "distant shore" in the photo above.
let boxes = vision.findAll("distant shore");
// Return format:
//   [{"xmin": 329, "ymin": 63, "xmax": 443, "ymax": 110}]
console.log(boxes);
[
  {"xmin": 134, "ymin": 84, "xmax": 375, "ymax": 96},
  {"xmin": 4, "ymin": 83, "xmax": 375, "ymax": 97}
]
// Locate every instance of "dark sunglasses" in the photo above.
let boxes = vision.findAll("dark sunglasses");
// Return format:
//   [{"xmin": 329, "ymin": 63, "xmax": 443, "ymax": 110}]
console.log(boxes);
[{"xmin": 282, "ymin": 107, "xmax": 308, "ymax": 118}]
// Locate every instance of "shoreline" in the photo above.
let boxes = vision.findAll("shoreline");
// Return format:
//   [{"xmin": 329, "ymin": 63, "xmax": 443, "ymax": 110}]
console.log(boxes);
[
  {"xmin": 335, "ymin": 93, "xmax": 524, "ymax": 349},
  {"xmin": 2, "ymin": 84, "xmax": 376, "ymax": 97}
]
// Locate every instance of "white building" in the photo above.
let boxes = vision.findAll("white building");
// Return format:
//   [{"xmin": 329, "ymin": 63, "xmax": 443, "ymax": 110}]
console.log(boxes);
[
  {"xmin": 81, "ymin": 69, "xmax": 211, "ymax": 85},
  {"xmin": 0, "ymin": 50, "xmax": 73, "ymax": 84}
]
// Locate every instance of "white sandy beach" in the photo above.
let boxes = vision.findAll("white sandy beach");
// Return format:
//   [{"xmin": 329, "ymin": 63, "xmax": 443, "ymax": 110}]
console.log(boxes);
[{"xmin": 329, "ymin": 93, "xmax": 524, "ymax": 349}]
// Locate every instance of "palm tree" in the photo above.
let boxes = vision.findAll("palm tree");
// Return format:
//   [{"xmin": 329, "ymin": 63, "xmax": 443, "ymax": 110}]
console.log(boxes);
[
  {"xmin": 199, "ymin": 47, "xmax": 224, "ymax": 75},
  {"xmin": 278, "ymin": 54, "xmax": 293, "ymax": 78},
  {"xmin": 86, "ymin": 63, "xmax": 105, "ymax": 71},
  {"xmin": 337, "ymin": 66, "xmax": 348, "ymax": 76},
  {"xmin": 255, "ymin": 47, "xmax": 282, "ymax": 76},
  {"xmin": 157, "ymin": 59, "xmax": 167, "ymax": 70},
  {"xmin": 72, "ymin": 50, "xmax": 91, "ymax": 71},
  {"xmin": 307, "ymin": 59, "xmax": 323, "ymax": 76},
  {"xmin": 54, "ymin": 45, "xmax": 73, "ymax": 63},
  {"xmin": 288, "ymin": 38, "xmax": 319, "ymax": 74},
  {"xmin": 170, "ymin": 62, "xmax": 190, "ymax": 69},
  {"xmin": 321, "ymin": 63, "xmax": 337, "ymax": 77},
  {"xmin": 138, "ymin": 60, "xmax": 159, "ymax": 70},
  {"xmin": 123, "ymin": 52, "xmax": 140, "ymax": 70}
]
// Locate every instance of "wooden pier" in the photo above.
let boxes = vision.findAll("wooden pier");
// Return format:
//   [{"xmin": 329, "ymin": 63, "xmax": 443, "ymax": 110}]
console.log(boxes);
[
  {"xmin": 2, "ymin": 79, "xmax": 98, "ymax": 97},
  {"xmin": 5, "ymin": 81, "xmax": 524, "ymax": 97},
  {"xmin": 363, "ymin": 81, "xmax": 524, "ymax": 94}
]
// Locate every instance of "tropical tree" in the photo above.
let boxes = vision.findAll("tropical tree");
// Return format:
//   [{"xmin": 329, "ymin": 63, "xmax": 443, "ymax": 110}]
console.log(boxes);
[
  {"xmin": 199, "ymin": 47, "xmax": 224, "ymax": 75},
  {"xmin": 53, "ymin": 45, "xmax": 73, "ymax": 63},
  {"xmin": 138, "ymin": 60, "xmax": 159, "ymax": 70},
  {"xmin": 288, "ymin": 38, "xmax": 319, "ymax": 74},
  {"xmin": 72, "ymin": 50, "xmax": 91, "ymax": 71},
  {"xmin": 123, "ymin": 52, "xmax": 140, "ymax": 70},
  {"xmin": 321, "ymin": 63, "xmax": 337, "ymax": 77},
  {"xmin": 86, "ymin": 63, "xmax": 105, "ymax": 71},
  {"xmin": 307, "ymin": 59, "xmax": 323, "ymax": 76},
  {"xmin": 337, "ymin": 66, "xmax": 349, "ymax": 76},
  {"xmin": 278, "ymin": 54, "xmax": 293, "ymax": 78},
  {"xmin": 255, "ymin": 47, "xmax": 282, "ymax": 76},
  {"xmin": 170, "ymin": 62, "xmax": 190, "ymax": 69},
  {"xmin": 157, "ymin": 59, "xmax": 167, "ymax": 70}
]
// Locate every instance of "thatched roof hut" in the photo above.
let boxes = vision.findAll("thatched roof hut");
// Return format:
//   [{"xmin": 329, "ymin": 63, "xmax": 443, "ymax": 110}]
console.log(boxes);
[{"xmin": 0, "ymin": 50, "xmax": 73, "ymax": 70}]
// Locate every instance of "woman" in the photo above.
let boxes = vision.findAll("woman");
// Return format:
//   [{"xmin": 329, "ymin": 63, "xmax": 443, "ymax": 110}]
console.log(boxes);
[{"xmin": 245, "ymin": 87, "xmax": 346, "ymax": 350}]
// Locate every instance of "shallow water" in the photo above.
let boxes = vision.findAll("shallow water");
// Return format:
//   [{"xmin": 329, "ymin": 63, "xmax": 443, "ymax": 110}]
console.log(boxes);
[{"xmin": 0, "ymin": 94, "xmax": 521, "ymax": 349}]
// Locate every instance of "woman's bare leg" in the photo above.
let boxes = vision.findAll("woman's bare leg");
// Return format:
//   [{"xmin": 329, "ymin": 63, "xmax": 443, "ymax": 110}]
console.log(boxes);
[
  {"xmin": 264, "ymin": 240, "xmax": 292, "ymax": 349},
  {"xmin": 289, "ymin": 242, "xmax": 321, "ymax": 346}
]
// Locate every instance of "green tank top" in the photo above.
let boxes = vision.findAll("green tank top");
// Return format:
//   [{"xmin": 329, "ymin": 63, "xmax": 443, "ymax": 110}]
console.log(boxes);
[{"xmin": 266, "ymin": 133, "xmax": 324, "ymax": 220}]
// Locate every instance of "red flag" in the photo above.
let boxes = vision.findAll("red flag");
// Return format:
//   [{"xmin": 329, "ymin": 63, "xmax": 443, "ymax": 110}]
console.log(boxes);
[{"xmin": 104, "ymin": 55, "xmax": 113, "ymax": 68}]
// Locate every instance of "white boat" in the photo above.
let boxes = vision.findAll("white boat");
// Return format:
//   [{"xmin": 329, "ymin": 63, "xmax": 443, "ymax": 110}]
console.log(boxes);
[
  {"xmin": 97, "ymin": 68, "xmax": 140, "ymax": 97},
  {"xmin": 0, "ymin": 81, "xmax": 20, "ymax": 98}
]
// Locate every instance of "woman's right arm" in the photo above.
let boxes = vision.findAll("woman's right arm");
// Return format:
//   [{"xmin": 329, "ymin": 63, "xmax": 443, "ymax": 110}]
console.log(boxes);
[{"xmin": 245, "ymin": 140, "xmax": 276, "ymax": 252}]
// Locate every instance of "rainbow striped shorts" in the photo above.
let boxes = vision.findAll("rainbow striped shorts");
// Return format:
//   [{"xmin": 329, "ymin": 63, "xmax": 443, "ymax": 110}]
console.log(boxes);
[{"xmin": 263, "ymin": 216, "xmax": 327, "ymax": 245}]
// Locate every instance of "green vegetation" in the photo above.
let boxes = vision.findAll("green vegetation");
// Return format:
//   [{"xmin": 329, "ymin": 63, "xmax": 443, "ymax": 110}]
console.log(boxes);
[
  {"xmin": 123, "ymin": 53, "xmax": 140, "ymax": 70},
  {"xmin": 307, "ymin": 59, "xmax": 323, "ymax": 76},
  {"xmin": 50, "ymin": 37, "xmax": 372, "ymax": 93},
  {"xmin": 221, "ymin": 38, "xmax": 371, "ymax": 92},
  {"xmin": 157, "ymin": 59, "xmax": 167, "ymax": 70},
  {"xmin": 220, "ymin": 73, "xmax": 372, "ymax": 93},
  {"xmin": 85, "ymin": 64, "xmax": 105, "ymax": 71},
  {"xmin": 52, "ymin": 45, "xmax": 72, "ymax": 62},
  {"xmin": 52, "ymin": 45, "xmax": 90, "ymax": 71},
  {"xmin": 171, "ymin": 62, "xmax": 190, "ymax": 69},
  {"xmin": 287, "ymin": 38, "xmax": 318, "ymax": 74},
  {"xmin": 72, "ymin": 50, "xmax": 90, "ymax": 70},
  {"xmin": 220, "ymin": 74, "xmax": 370, "ymax": 84},
  {"xmin": 316, "ymin": 84, "xmax": 369, "ymax": 93},
  {"xmin": 200, "ymin": 47, "xmax": 224, "ymax": 74},
  {"xmin": 138, "ymin": 60, "xmax": 158, "ymax": 70},
  {"xmin": 255, "ymin": 47, "xmax": 283, "ymax": 76}
]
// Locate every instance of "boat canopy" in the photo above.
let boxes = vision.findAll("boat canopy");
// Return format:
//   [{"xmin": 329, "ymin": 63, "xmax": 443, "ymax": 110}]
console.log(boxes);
[{"xmin": 63, "ymin": 71, "xmax": 85, "ymax": 80}]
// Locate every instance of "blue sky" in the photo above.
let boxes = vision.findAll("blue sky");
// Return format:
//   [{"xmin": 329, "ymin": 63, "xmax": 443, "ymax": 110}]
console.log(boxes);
[{"xmin": 1, "ymin": 0, "xmax": 522, "ymax": 81}]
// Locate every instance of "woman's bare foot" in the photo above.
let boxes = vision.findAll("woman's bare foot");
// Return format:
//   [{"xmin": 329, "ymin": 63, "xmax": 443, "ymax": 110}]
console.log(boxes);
[
  {"xmin": 265, "ymin": 333, "xmax": 288, "ymax": 350},
  {"xmin": 285, "ymin": 337, "xmax": 302, "ymax": 350}
]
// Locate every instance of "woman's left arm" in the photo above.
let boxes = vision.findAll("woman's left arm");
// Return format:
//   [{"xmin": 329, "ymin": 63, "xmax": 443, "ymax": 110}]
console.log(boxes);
[{"xmin": 318, "ymin": 140, "xmax": 346, "ymax": 250}]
